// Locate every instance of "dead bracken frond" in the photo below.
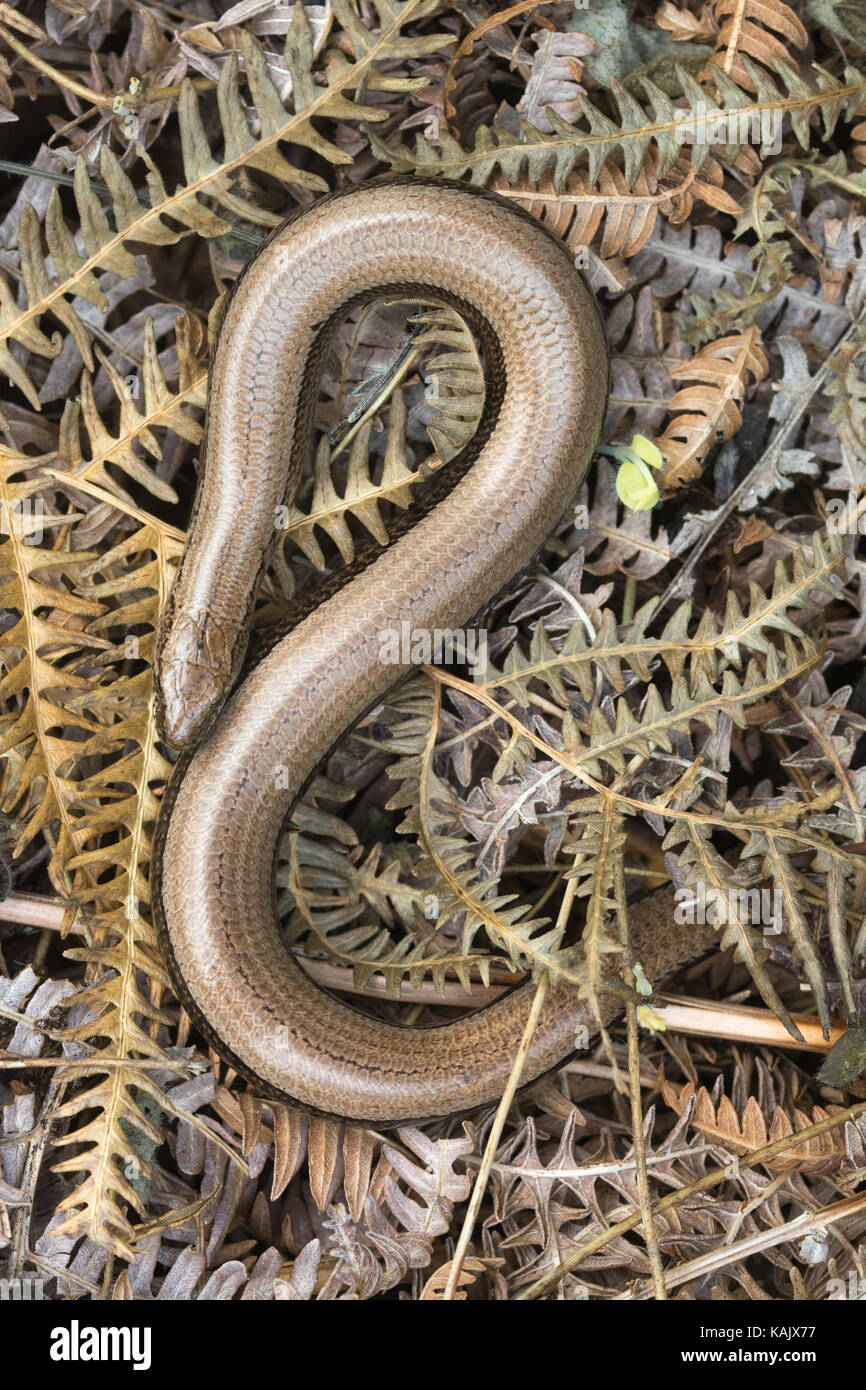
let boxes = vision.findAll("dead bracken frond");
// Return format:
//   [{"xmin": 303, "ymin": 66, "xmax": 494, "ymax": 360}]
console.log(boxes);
[{"xmin": 1, "ymin": 0, "xmax": 866, "ymax": 1307}]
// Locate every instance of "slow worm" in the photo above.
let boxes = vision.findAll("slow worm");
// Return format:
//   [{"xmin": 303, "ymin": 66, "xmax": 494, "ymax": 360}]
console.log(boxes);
[{"xmin": 152, "ymin": 180, "xmax": 714, "ymax": 1125}]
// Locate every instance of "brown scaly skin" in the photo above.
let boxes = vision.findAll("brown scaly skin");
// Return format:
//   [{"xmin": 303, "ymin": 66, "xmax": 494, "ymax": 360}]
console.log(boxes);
[{"xmin": 152, "ymin": 179, "xmax": 715, "ymax": 1125}]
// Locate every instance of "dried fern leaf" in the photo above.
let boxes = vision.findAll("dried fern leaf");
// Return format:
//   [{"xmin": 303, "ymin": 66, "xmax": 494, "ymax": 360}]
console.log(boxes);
[
  {"xmin": 476, "ymin": 528, "xmax": 843, "ymax": 710},
  {"xmin": 662, "ymin": 819, "xmax": 800, "ymax": 1036},
  {"xmin": 410, "ymin": 305, "xmax": 485, "ymax": 461},
  {"xmin": 285, "ymin": 305, "xmax": 484, "ymax": 566},
  {"xmin": 661, "ymin": 1078, "xmax": 846, "ymax": 1173},
  {"xmin": 0, "ymin": 0, "xmax": 452, "ymax": 407},
  {"xmin": 371, "ymin": 63, "xmax": 866, "ymax": 191},
  {"xmin": 706, "ymin": 0, "xmax": 809, "ymax": 92},
  {"xmin": 51, "ymin": 316, "xmax": 206, "ymax": 512},
  {"xmin": 386, "ymin": 681, "xmax": 574, "ymax": 983},
  {"xmin": 653, "ymin": 327, "xmax": 769, "ymax": 487},
  {"xmin": 490, "ymin": 156, "xmax": 739, "ymax": 264},
  {"xmin": 12, "ymin": 520, "xmax": 183, "ymax": 1258}
]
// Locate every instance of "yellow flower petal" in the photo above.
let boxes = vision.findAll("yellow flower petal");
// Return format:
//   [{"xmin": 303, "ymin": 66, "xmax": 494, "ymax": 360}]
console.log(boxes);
[
  {"xmin": 615, "ymin": 458, "xmax": 660, "ymax": 511},
  {"xmin": 631, "ymin": 434, "xmax": 664, "ymax": 470},
  {"xmin": 637, "ymin": 1004, "xmax": 667, "ymax": 1034}
]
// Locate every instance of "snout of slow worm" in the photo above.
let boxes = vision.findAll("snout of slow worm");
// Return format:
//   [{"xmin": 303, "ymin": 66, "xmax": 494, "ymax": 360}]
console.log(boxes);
[{"xmin": 151, "ymin": 180, "xmax": 714, "ymax": 1125}]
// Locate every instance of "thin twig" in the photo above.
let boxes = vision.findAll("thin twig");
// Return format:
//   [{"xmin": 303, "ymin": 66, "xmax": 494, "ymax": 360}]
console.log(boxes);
[
  {"xmin": 442, "ymin": 970, "xmax": 550, "ymax": 1299},
  {"xmin": 464, "ymin": 1143, "xmax": 715, "ymax": 1180},
  {"xmin": 0, "ymin": 890, "xmax": 73, "ymax": 932},
  {"xmin": 0, "ymin": 24, "xmax": 216, "ymax": 109},
  {"xmin": 626, "ymin": 1005, "xmax": 667, "ymax": 1298},
  {"xmin": 653, "ymin": 994, "xmax": 845, "ymax": 1053},
  {"xmin": 621, "ymin": 1191, "xmax": 866, "ymax": 1299},
  {"xmin": 0, "ymin": 1055, "xmax": 199, "ymax": 1072},
  {"xmin": 1, "ymin": 893, "xmax": 847, "ymax": 1046},
  {"xmin": 619, "ymin": 854, "xmax": 666, "ymax": 1300}
]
